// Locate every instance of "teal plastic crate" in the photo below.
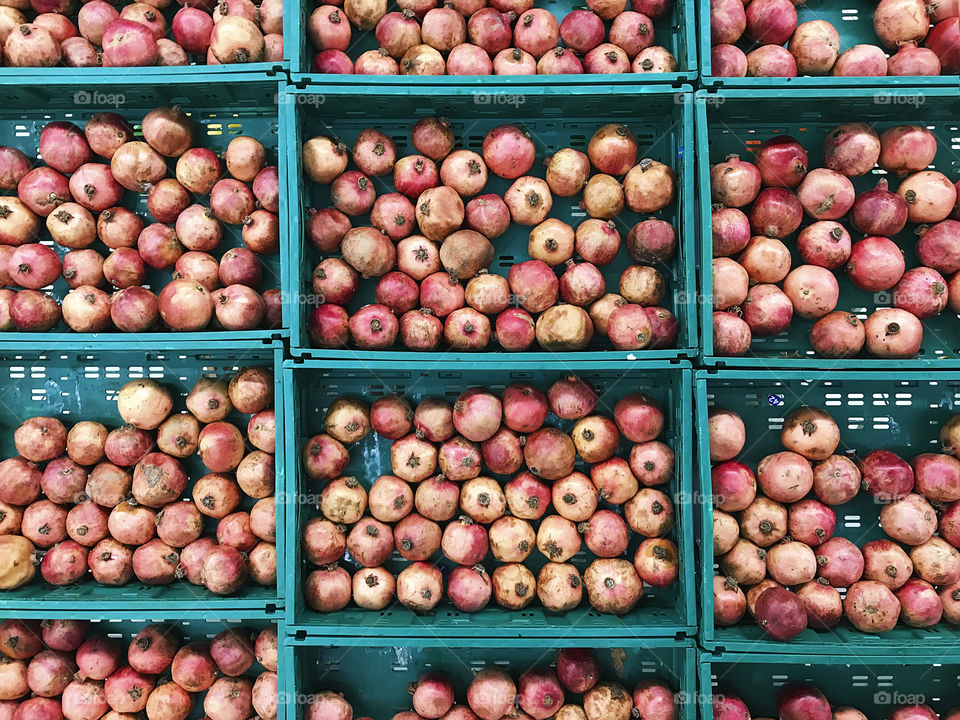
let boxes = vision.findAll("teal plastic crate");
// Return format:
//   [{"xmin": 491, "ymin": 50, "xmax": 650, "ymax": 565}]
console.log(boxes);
[
  {"xmin": 282, "ymin": 85, "xmax": 697, "ymax": 362},
  {"xmin": 0, "ymin": 345, "xmax": 284, "ymax": 618},
  {"xmin": 0, "ymin": 617, "xmax": 281, "ymax": 720},
  {"xmin": 0, "ymin": 78, "xmax": 288, "ymax": 350},
  {"xmin": 697, "ymin": 88, "xmax": 960, "ymax": 369},
  {"xmin": 698, "ymin": 0, "xmax": 960, "ymax": 89},
  {"xmin": 699, "ymin": 651, "xmax": 960, "ymax": 719},
  {"xmin": 283, "ymin": 359, "xmax": 695, "ymax": 637},
  {"xmin": 0, "ymin": 2, "xmax": 285, "ymax": 82},
  {"xmin": 283, "ymin": 636, "xmax": 696, "ymax": 720},
  {"xmin": 696, "ymin": 368, "xmax": 960, "ymax": 654},
  {"xmin": 288, "ymin": 0, "xmax": 695, "ymax": 85}
]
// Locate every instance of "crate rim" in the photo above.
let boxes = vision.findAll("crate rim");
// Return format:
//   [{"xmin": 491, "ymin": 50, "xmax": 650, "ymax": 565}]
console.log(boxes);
[
  {"xmin": 697, "ymin": 649, "xmax": 960, "ymax": 665},
  {"xmin": 284, "ymin": 358, "xmax": 695, "ymax": 371},
  {"xmin": 695, "ymin": 2, "xmax": 960, "ymax": 89},
  {"xmin": 282, "ymin": 362, "xmax": 697, "ymax": 637},
  {"xmin": 695, "ymin": 369, "xmax": 960, "ymax": 655},
  {"xmin": 0, "ymin": 71, "xmax": 287, "ymax": 88},
  {"xmin": 694, "ymin": 367, "xmax": 960, "ymax": 381},
  {"xmin": 282, "ymin": 84, "xmax": 699, "ymax": 362},
  {"xmin": 288, "ymin": 0, "xmax": 697, "ymax": 86},
  {"xmin": 0, "ymin": 333, "xmax": 288, "ymax": 351},
  {"xmin": 284, "ymin": 83, "xmax": 696, "ymax": 96},
  {"xmin": 285, "ymin": 634, "xmax": 698, "ymax": 649}
]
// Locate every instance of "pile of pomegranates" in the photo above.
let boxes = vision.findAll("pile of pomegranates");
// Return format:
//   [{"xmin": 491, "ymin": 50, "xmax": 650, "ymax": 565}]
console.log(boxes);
[
  {"xmin": 710, "ymin": 401, "xmax": 960, "ymax": 640},
  {"xmin": 710, "ymin": 122, "xmax": 960, "ymax": 359},
  {"xmin": 0, "ymin": 0, "xmax": 282, "ymax": 68},
  {"xmin": 303, "ymin": 118, "xmax": 680, "ymax": 353},
  {"xmin": 0, "ymin": 365, "xmax": 277, "ymax": 596},
  {"xmin": 714, "ymin": 683, "xmax": 960, "ymax": 720},
  {"xmin": 709, "ymin": 0, "xmax": 959, "ymax": 78},
  {"xmin": 308, "ymin": 647, "xmax": 678, "ymax": 720},
  {"xmin": 0, "ymin": 107, "xmax": 281, "ymax": 334},
  {"xmin": 301, "ymin": 376, "xmax": 680, "ymax": 616},
  {"xmin": 307, "ymin": 0, "xmax": 678, "ymax": 75},
  {"xmin": 0, "ymin": 619, "xmax": 277, "ymax": 720}
]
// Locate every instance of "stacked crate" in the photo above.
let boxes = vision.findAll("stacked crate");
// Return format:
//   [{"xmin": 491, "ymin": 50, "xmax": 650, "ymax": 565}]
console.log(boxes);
[{"xmin": 3, "ymin": 4, "xmax": 959, "ymax": 720}]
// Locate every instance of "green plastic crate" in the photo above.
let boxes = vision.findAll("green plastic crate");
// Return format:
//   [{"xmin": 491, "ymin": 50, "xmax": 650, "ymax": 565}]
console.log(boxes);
[
  {"xmin": 283, "ymin": 636, "xmax": 696, "ymax": 720},
  {"xmin": 696, "ymin": 368, "xmax": 960, "ymax": 654},
  {"xmin": 0, "ymin": 345, "xmax": 284, "ymax": 618},
  {"xmin": 698, "ymin": 0, "xmax": 960, "ymax": 89},
  {"xmin": 699, "ymin": 651, "xmax": 960, "ymax": 719},
  {"xmin": 0, "ymin": 2, "xmax": 285, "ymax": 83},
  {"xmin": 0, "ymin": 78, "xmax": 288, "ymax": 350},
  {"xmin": 288, "ymin": 0, "xmax": 696, "ymax": 85},
  {"xmin": 0, "ymin": 617, "xmax": 281, "ymax": 720},
  {"xmin": 283, "ymin": 359, "xmax": 695, "ymax": 637},
  {"xmin": 282, "ymin": 85, "xmax": 697, "ymax": 362},
  {"xmin": 697, "ymin": 87, "xmax": 960, "ymax": 369}
]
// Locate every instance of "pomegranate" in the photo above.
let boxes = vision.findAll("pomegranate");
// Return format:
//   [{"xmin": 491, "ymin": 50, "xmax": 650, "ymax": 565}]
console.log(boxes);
[
  {"xmin": 812, "ymin": 454, "xmax": 861, "ymax": 504},
  {"xmin": 384, "ymin": 243, "xmax": 435, "ymax": 288},
  {"xmin": 755, "ymin": 586, "xmax": 807, "ymax": 641},
  {"xmin": 796, "ymin": 168, "xmax": 855, "ymax": 221},
  {"xmin": 928, "ymin": 17, "xmax": 960, "ymax": 72},
  {"xmin": 713, "ymin": 575, "xmax": 746, "ymax": 627},
  {"xmin": 396, "ymin": 561, "xmax": 443, "ymax": 612},
  {"xmin": 864, "ymin": 308, "xmax": 923, "ymax": 359},
  {"xmin": 845, "ymin": 580, "xmax": 902, "ymax": 633},
  {"xmin": 517, "ymin": 669, "xmax": 563, "ymax": 720},
  {"xmin": 711, "ymin": 156, "xmax": 761, "ymax": 207},
  {"xmin": 748, "ymin": 188, "xmax": 803, "ymax": 239},
  {"xmin": 468, "ymin": 667, "xmax": 515, "ymax": 720},
  {"xmin": 4, "ymin": 23, "xmax": 61, "ymax": 66},
  {"xmin": 889, "ymin": 41, "xmax": 942, "ymax": 75},
  {"xmin": 505, "ymin": 472, "xmax": 550, "ymax": 520},
  {"xmin": 712, "ymin": 43, "xmax": 748, "ymax": 77},
  {"xmin": 874, "ymin": 0, "xmax": 929, "ymax": 49},
  {"xmin": 832, "ymin": 43, "xmax": 889, "ymax": 75},
  {"xmin": 789, "ymin": 20, "xmax": 839, "ymax": 75},
  {"xmin": 447, "ymin": 564, "xmax": 491, "ymax": 612},
  {"xmin": 756, "ymin": 451, "xmax": 813, "ymax": 503},
  {"xmin": 410, "ymin": 672, "xmax": 454, "ymax": 719}
]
